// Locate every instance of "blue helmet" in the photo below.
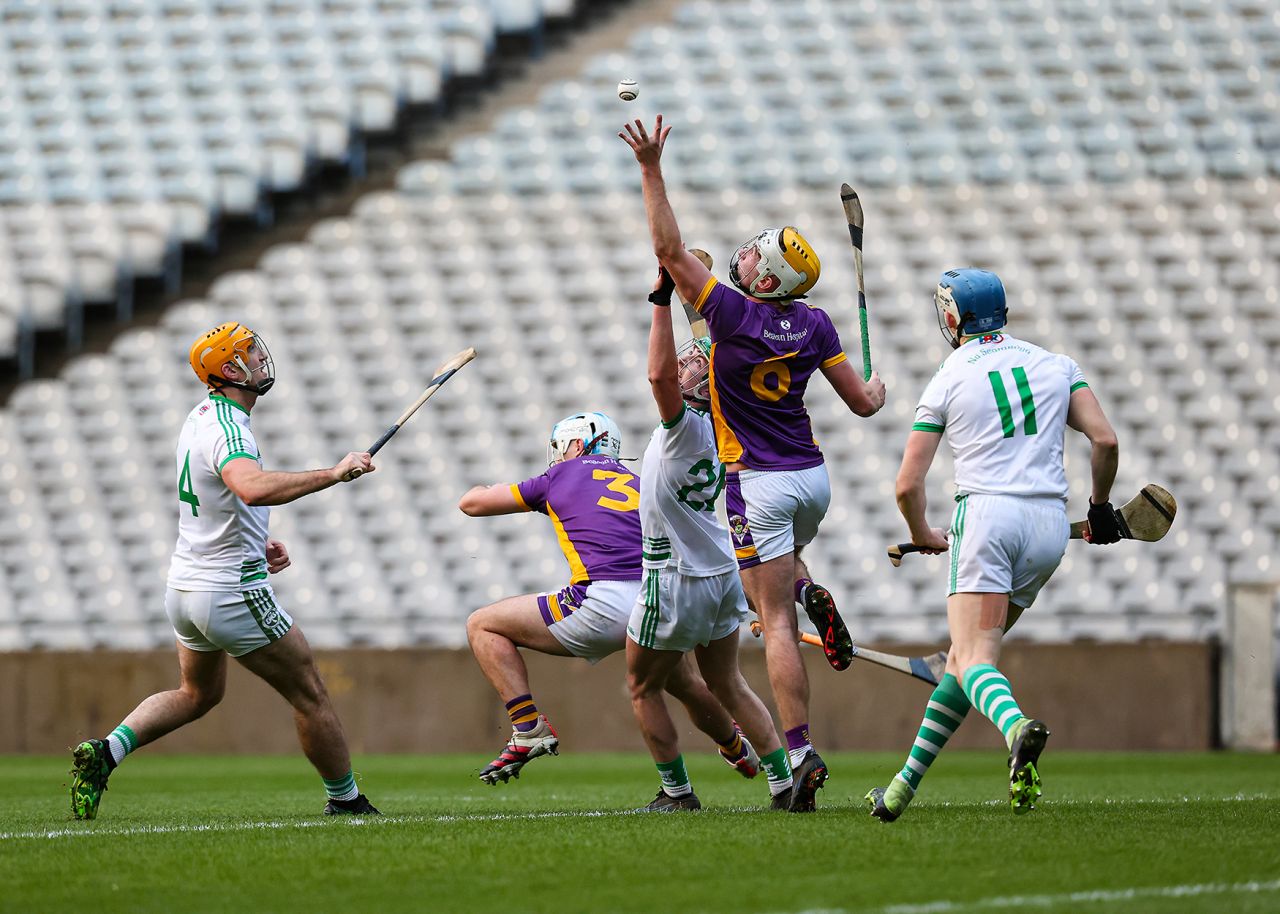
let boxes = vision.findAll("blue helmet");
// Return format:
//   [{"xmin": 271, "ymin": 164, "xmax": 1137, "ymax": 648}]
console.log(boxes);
[{"xmin": 934, "ymin": 268, "xmax": 1007, "ymax": 347}]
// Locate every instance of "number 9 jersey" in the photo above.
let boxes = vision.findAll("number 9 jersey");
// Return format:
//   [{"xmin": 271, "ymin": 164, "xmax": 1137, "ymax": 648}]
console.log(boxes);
[
  {"xmin": 511, "ymin": 454, "xmax": 643, "ymax": 584},
  {"xmin": 691, "ymin": 278, "xmax": 848, "ymax": 470},
  {"xmin": 638, "ymin": 405, "xmax": 737, "ymax": 577}
]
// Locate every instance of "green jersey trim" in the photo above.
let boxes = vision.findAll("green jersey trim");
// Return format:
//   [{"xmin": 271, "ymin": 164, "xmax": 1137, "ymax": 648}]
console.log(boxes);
[
  {"xmin": 661, "ymin": 404, "xmax": 687, "ymax": 429},
  {"xmin": 215, "ymin": 401, "xmax": 245, "ymax": 454},
  {"xmin": 1070, "ymin": 381, "xmax": 1089, "ymax": 392},
  {"xmin": 912, "ymin": 422, "xmax": 945, "ymax": 433},
  {"xmin": 211, "ymin": 394, "xmax": 250, "ymax": 416},
  {"xmin": 218, "ymin": 451, "xmax": 258, "ymax": 473}
]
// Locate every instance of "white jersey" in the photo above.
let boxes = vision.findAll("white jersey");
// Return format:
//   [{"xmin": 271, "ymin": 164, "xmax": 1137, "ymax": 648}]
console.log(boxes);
[
  {"xmin": 913, "ymin": 333, "xmax": 1088, "ymax": 500},
  {"xmin": 167, "ymin": 394, "xmax": 271, "ymax": 591},
  {"xmin": 638, "ymin": 405, "xmax": 737, "ymax": 577}
]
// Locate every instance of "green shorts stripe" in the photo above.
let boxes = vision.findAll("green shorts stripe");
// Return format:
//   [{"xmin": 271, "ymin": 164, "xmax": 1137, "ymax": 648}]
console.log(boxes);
[
  {"xmin": 244, "ymin": 588, "xmax": 289, "ymax": 641},
  {"xmin": 949, "ymin": 496, "xmax": 968, "ymax": 593}
]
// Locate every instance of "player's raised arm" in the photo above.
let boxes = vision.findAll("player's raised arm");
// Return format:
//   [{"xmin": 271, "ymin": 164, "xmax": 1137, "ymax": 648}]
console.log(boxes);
[
  {"xmin": 222, "ymin": 452, "xmax": 374, "ymax": 507},
  {"xmin": 458, "ymin": 483, "xmax": 526, "ymax": 517},
  {"xmin": 894, "ymin": 430, "xmax": 948, "ymax": 552},
  {"xmin": 1066, "ymin": 385, "xmax": 1122, "ymax": 544},
  {"xmin": 821, "ymin": 359, "xmax": 886, "ymax": 417},
  {"xmin": 646, "ymin": 265, "xmax": 685, "ymax": 425},
  {"xmin": 620, "ymin": 115, "xmax": 712, "ymax": 308}
]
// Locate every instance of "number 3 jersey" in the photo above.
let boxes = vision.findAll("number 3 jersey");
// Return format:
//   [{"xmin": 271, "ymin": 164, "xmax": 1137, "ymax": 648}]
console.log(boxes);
[
  {"xmin": 512, "ymin": 455, "xmax": 643, "ymax": 584},
  {"xmin": 691, "ymin": 278, "xmax": 848, "ymax": 470},
  {"xmin": 639, "ymin": 405, "xmax": 737, "ymax": 578},
  {"xmin": 167, "ymin": 395, "xmax": 271, "ymax": 591},
  {"xmin": 913, "ymin": 333, "xmax": 1089, "ymax": 501}
]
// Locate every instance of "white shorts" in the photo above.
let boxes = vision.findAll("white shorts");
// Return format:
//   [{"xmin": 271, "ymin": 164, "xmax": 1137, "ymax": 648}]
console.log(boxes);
[
  {"xmin": 165, "ymin": 586, "xmax": 294, "ymax": 658},
  {"xmin": 627, "ymin": 567, "xmax": 746, "ymax": 653},
  {"xmin": 724, "ymin": 464, "xmax": 832, "ymax": 568},
  {"xmin": 948, "ymin": 494, "xmax": 1069, "ymax": 608},
  {"xmin": 538, "ymin": 579, "xmax": 640, "ymax": 663}
]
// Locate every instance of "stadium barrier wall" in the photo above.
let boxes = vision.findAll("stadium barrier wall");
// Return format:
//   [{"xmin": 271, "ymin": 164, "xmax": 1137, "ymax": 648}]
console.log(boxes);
[{"xmin": 3, "ymin": 642, "xmax": 1216, "ymax": 754}]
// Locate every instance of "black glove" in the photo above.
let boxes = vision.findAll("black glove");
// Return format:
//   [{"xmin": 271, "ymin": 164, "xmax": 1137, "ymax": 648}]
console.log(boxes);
[
  {"xmin": 1086, "ymin": 499, "xmax": 1124, "ymax": 545},
  {"xmin": 648, "ymin": 266, "xmax": 675, "ymax": 306}
]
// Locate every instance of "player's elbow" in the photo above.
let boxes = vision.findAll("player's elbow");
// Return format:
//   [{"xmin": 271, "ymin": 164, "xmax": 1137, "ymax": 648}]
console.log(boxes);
[
  {"xmin": 648, "ymin": 366, "xmax": 678, "ymax": 388},
  {"xmin": 1093, "ymin": 429, "xmax": 1119, "ymax": 454},
  {"xmin": 652, "ymin": 238, "xmax": 683, "ymax": 263},
  {"xmin": 458, "ymin": 488, "xmax": 487, "ymax": 516},
  {"xmin": 895, "ymin": 476, "xmax": 922, "ymax": 508}
]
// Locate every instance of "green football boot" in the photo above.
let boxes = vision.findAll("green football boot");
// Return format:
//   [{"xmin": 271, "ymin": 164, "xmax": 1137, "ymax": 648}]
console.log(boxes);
[
  {"xmin": 865, "ymin": 777, "xmax": 914, "ymax": 822},
  {"xmin": 70, "ymin": 739, "xmax": 113, "ymax": 820},
  {"xmin": 1007, "ymin": 718, "xmax": 1050, "ymax": 815}
]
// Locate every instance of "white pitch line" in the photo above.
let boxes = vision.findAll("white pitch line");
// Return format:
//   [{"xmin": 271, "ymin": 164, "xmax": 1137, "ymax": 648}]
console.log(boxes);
[
  {"xmin": 853, "ymin": 878, "xmax": 1280, "ymax": 914},
  {"xmin": 3, "ymin": 793, "xmax": 1275, "ymax": 843}
]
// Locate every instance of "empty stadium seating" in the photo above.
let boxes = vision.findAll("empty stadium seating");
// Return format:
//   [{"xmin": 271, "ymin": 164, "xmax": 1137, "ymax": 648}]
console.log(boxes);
[{"xmin": 1, "ymin": 0, "xmax": 1278, "ymax": 650}]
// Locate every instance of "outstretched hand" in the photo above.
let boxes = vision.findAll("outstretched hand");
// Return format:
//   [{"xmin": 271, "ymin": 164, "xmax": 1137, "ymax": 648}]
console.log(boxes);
[{"xmin": 619, "ymin": 115, "xmax": 671, "ymax": 166}]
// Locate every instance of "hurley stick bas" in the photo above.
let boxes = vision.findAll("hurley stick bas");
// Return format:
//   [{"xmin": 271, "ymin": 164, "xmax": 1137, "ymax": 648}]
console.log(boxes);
[
  {"xmin": 840, "ymin": 183, "xmax": 872, "ymax": 380},
  {"xmin": 346, "ymin": 347, "xmax": 477, "ymax": 480},
  {"xmin": 887, "ymin": 483, "xmax": 1178, "ymax": 567},
  {"xmin": 680, "ymin": 248, "xmax": 714, "ymax": 337},
  {"xmin": 748, "ymin": 620, "xmax": 947, "ymax": 686}
]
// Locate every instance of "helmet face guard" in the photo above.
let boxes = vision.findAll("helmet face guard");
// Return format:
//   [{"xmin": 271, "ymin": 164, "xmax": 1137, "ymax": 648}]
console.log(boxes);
[
  {"xmin": 728, "ymin": 227, "xmax": 820, "ymax": 301},
  {"xmin": 677, "ymin": 337, "xmax": 712, "ymax": 407},
  {"xmin": 934, "ymin": 269, "xmax": 1007, "ymax": 349},
  {"xmin": 190, "ymin": 323, "xmax": 276, "ymax": 395},
  {"xmin": 548, "ymin": 411, "xmax": 622, "ymax": 465}
]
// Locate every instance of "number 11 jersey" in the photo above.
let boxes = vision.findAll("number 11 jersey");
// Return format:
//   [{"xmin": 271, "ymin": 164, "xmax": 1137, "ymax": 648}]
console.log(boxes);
[{"xmin": 912, "ymin": 333, "xmax": 1089, "ymax": 501}]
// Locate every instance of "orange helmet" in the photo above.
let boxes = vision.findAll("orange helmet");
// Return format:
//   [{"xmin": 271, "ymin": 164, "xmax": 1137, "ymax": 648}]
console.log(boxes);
[{"xmin": 188, "ymin": 322, "xmax": 275, "ymax": 395}]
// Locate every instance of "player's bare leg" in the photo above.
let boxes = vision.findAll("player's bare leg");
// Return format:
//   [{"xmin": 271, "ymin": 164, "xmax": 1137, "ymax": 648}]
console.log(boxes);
[
  {"xmin": 661, "ymin": 654, "xmax": 758, "ymax": 778},
  {"xmin": 236, "ymin": 626, "xmax": 378, "ymax": 814},
  {"xmin": 466, "ymin": 594, "xmax": 570, "ymax": 784},
  {"xmin": 626, "ymin": 640, "xmax": 701, "ymax": 811},
  {"xmin": 741, "ymin": 552, "xmax": 828, "ymax": 811},
  {"xmin": 950, "ymin": 594, "xmax": 1048, "ymax": 814},
  {"xmin": 694, "ymin": 633, "xmax": 796, "ymax": 808},
  {"xmin": 795, "ymin": 550, "xmax": 853, "ymax": 671},
  {"xmin": 70, "ymin": 645, "xmax": 226, "ymax": 820}
]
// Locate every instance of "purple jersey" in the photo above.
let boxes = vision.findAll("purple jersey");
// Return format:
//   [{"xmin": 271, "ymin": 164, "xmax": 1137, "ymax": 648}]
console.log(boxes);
[
  {"xmin": 512, "ymin": 454, "xmax": 642, "ymax": 583},
  {"xmin": 692, "ymin": 278, "xmax": 848, "ymax": 470}
]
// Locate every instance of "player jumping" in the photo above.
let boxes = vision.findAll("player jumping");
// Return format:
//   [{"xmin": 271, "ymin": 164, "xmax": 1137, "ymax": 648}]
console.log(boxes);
[
  {"xmin": 866, "ymin": 269, "xmax": 1122, "ymax": 820},
  {"xmin": 460, "ymin": 413, "xmax": 759, "ymax": 787},
  {"xmin": 625, "ymin": 266, "xmax": 796, "ymax": 811},
  {"xmin": 622, "ymin": 115, "xmax": 886, "ymax": 811},
  {"xmin": 69, "ymin": 323, "xmax": 379, "ymax": 820}
]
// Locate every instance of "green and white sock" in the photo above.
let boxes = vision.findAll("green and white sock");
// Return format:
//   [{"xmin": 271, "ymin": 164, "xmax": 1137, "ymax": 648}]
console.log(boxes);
[
  {"xmin": 656, "ymin": 755, "xmax": 693, "ymax": 798},
  {"xmin": 760, "ymin": 747, "xmax": 793, "ymax": 796},
  {"xmin": 898, "ymin": 672, "xmax": 970, "ymax": 792},
  {"xmin": 105, "ymin": 724, "xmax": 137, "ymax": 766},
  {"xmin": 323, "ymin": 771, "xmax": 359, "ymax": 803},
  {"xmin": 962, "ymin": 664, "xmax": 1025, "ymax": 748}
]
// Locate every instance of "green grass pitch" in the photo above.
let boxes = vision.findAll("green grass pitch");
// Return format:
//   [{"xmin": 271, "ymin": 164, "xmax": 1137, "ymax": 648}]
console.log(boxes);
[{"xmin": 3, "ymin": 751, "xmax": 1278, "ymax": 913}]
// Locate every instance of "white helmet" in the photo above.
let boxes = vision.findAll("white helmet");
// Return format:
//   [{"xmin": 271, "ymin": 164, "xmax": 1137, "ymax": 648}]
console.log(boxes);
[
  {"xmin": 548, "ymin": 411, "xmax": 622, "ymax": 465},
  {"xmin": 728, "ymin": 226, "xmax": 821, "ymax": 301},
  {"xmin": 677, "ymin": 336, "xmax": 712, "ymax": 407}
]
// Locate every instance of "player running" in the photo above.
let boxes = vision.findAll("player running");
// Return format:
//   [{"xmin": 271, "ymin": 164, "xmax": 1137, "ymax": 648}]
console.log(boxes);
[
  {"xmin": 69, "ymin": 323, "xmax": 379, "ymax": 820},
  {"xmin": 622, "ymin": 115, "xmax": 886, "ymax": 810},
  {"xmin": 866, "ymin": 269, "xmax": 1122, "ymax": 820},
  {"xmin": 460, "ymin": 413, "xmax": 760, "ymax": 787},
  {"xmin": 625, "ymin": 266, "xmax": 796, "ymax": 812}
]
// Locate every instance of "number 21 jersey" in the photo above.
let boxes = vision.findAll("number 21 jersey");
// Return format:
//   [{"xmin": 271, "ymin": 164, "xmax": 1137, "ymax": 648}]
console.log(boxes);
[{"xmin": 638, "ymin": 405, "xmax": 736, "ymax": 578}]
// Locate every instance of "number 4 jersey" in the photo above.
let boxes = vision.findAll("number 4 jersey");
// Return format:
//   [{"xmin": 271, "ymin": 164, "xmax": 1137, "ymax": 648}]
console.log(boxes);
[
  {"xmin": 512, "ymin": 455, "xmax": 643, "ymax": 584},
  {"xmin": 913, "ymin": 333, "xmax": 1089, "ymax": 501},
  {"xmin": 167, "ymin": 394, "xmax": 271, "ymax": 591},
  {"xmin": 639, "ymin": 405, "xmax": 737, "ymax": 578}
]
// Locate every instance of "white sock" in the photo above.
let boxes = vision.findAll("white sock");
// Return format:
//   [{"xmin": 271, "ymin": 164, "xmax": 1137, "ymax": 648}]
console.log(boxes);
[
  {"xmin": 106, "ymin": 734, "xmax": 128, "ymax": 765},
  {"xmin": 787, "ymin": 745, "xmax": 812, "ymax": 768}
]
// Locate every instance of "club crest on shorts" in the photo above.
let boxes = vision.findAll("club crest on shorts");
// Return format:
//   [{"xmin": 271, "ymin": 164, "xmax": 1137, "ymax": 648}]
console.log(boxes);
[
  {"xmin": 262, "ymin": 608, "xmax": 282, "ymax": 629},
  {"xmin": 729, "ymin": 514, "xmax": 751, "ymax": 545}
]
